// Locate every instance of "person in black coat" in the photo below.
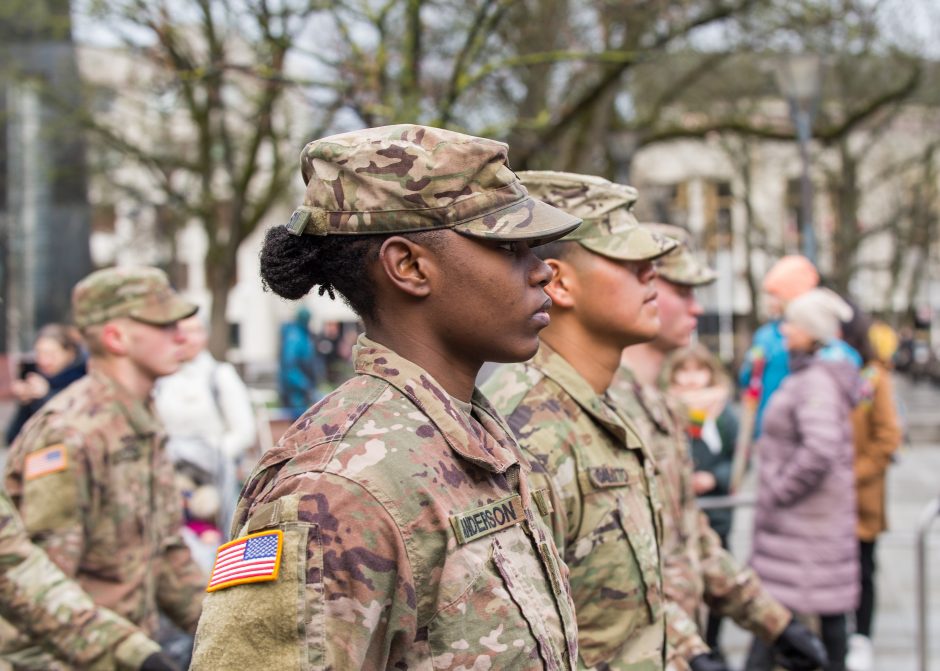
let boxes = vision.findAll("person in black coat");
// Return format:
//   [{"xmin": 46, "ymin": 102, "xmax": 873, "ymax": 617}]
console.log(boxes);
[{"xmin": 5, "ymin": 324, "xmax": 86, "ymax": 445}]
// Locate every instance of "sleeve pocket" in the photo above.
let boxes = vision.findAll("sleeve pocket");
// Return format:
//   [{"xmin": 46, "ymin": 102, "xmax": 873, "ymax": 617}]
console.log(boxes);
[{"xmin": 191, "ymin": 523, "xmax": 311, "ymax": 671}]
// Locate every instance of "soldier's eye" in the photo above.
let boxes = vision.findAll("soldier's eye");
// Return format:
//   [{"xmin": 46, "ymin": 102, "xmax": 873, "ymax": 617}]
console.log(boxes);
[{"xmin": 496, "ymin": 241, "xmax": 521, "ymax": 254}]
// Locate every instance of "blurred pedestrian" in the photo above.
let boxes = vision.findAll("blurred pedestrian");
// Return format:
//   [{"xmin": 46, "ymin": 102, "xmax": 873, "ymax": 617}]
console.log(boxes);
[
  {"xmin": 277, "ymin": 306, "xmax": 323, "ymax": 418},
  {"xmin": 191, "ymin": 124, "xmax": 580, "ymax": 669},
  {"xmin": 2, "ymin": 267, "xmax": 206, "ymax": 669},
  {"xmin": 5, "ymin": 324, "xmax": 86, "ymax": 445},
  {"xmin": 155, "ymin": 314, "xmax": 257, "ymax": 561},
  {"xmin": 484, "ymin": 171, "xmax": 676, "ymax": 669},
  {"xmin": 746, "ymin": 288, "xmax": 861, "ymax": 671},
  {"xmin": 664, "ymin": 342, "xmax": 739, "ymax": 652},
  {"xmin": 840, "ymin": 312, "xmax": 902, "ymax": 671},
  {"xmin": 739, "ymin": 256, "xmax": 860, "ymax": 438},
  {"xmin": 665, "ymin": 343, "xmax": 739, "ymax": 513},
  {"xmin": 0, "ymin": 490, "xmax": 179, "ymax": 670},
  {"xmin": 612, "ymin": 225, "xmax": 826, "ymax": 671}
]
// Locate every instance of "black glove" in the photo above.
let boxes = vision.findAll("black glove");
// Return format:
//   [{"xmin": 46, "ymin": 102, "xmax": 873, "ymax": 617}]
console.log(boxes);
[
  {"xmin": 689, "ymin": 651, "xmax": 731, "ymax": 671},
  {"xmin": 139, "ymin": 652, "xmax": 182, "ymax": 671},
  {"xmin": 772, "ymin": 619, "xmax": 829, "ymax": 671}
]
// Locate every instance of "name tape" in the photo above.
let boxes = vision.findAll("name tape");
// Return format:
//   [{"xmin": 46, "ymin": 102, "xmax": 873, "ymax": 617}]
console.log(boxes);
[{"xmin": 450, "ymin": 495, "xmax": 524, "ymax": 545}]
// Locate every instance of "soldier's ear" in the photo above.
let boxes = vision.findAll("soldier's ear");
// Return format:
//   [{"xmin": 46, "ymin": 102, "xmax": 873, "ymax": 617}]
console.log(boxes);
[
  {"xmin": 98, "ymin": 320, "xmax": 130, "ymax": 356},
  {"xmin": 544, "ymin": 259, "xmax": 576, "ymax": 309},
  {"xmin": 377, "ymin": 236, "xmax": 434, "ymax": 299}
]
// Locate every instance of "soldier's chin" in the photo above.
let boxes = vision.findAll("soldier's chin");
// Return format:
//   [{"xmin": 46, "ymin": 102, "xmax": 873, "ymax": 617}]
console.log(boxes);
[{"xmin": 490, "ymin": 336, "xmax": 541, "ymax": 364}]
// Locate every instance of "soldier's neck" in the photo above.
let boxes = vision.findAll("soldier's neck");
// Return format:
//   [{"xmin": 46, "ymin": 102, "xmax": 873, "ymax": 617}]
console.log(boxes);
[
  {"xmin": 620, "ymin": 343, "xmax": 666, "ymax": 387},
  {"xmin": 540, "ymin": 320, "xmax": 620, "ymax": 395},
  {"xmin": 87, "ymin": 357, "xmax": 156, "ymax": 402},
  {"xmin": 365, "ymin": 326, "xmax": 478, "ymax": 402}
]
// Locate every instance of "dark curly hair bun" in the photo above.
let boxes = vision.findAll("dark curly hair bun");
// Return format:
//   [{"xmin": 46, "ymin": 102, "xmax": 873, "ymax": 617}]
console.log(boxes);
[{"xmin": 260, "ymin": 226, "xmax": 325, "ymax": 300}]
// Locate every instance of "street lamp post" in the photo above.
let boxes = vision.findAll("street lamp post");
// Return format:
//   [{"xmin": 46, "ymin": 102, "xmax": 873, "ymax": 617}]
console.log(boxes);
[{"xmin": 775, "ymin": 53, "xmax": 822, "ymax": 264}]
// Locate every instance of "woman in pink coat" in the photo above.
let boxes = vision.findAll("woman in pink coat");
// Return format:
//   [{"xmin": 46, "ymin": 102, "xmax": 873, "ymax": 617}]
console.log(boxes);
[{"xmin": 746, "ymin": 288, "xmax": 862, "ymax": 671}]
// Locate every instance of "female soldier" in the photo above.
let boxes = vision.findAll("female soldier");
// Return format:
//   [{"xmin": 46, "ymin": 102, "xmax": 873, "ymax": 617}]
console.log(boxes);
[{"xmin": 191, "ymin": 125, "xmax": 581, "ymax": 670}]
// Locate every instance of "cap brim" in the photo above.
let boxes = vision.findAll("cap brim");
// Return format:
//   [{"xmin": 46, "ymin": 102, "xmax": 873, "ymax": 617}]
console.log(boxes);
[
  {"xmin": 577, "ymin": 229, "xmax": 678, "ymax": 262},
  {"xmin": 452, "ymin": 196, "xmax": 582, "ymax": 247},
  {"xmin": 658, "ymin": 261, "xmax": 718, "ymax": 287},
  {"xmin": 130, "ymin": 293, "xmax": 199, "ymax": 326}
]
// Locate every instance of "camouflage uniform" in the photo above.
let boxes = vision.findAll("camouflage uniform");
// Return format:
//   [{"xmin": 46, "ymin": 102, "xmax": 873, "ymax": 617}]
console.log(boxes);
[
  {"xmin": 2, "ymin": 267, "xmax": 204, "ymax": 668},
  {"xmin": 191, "ymin": 125, "xmax": 582, "ymax": 669},
  {"xmin": 607, "ymin": 226, "xmax": 791, "ymax": 668},
  {"xmin": 0, "ymin": 491, "xmax": 161, "ymax": 670},
  {"xmin": 484, "ymin": 171, "xmax": 679, "ymax": 670}
]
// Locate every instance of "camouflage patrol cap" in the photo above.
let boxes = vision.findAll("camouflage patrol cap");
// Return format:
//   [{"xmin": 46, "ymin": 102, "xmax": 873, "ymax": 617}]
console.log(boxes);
[
  {"xmin": 285, "ymin": 125, "xmax": 580, "ymax": 245},
  {"xmin": 642, "ymin": 223, "xmax": 717, "ymax": 286},
  {"xmin": 72, "ymin": 266, "xmax": 197, "ymax": 329},
  {"xmin": 517, "ymin": 171, "xmax": 677, "ymax": 261}
]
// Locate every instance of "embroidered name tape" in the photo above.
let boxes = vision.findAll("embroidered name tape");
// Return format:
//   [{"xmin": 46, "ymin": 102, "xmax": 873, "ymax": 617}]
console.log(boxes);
[
  {"xmin": 587, "ymin": 466, "xmax": 631, "ymax": 488},
  {"xmin": 24, "ymin": 445, "xmax": 68, "ymax": 480},
  {"xmin": 451, "ymin": 495, "xmax": 524, "ymax": 544},
  {"xmin": 206, "ymin": 530, "xmax": 283, "ymax": 593}
]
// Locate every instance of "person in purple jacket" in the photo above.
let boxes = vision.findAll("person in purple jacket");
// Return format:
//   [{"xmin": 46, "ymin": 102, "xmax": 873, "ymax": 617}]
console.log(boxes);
[{"xmin": 746, "ymin": 288, "xmax": 863, "ymax": 671}]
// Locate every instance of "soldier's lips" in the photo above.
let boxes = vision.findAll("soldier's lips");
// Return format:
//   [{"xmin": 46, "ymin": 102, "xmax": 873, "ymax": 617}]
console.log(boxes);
[
  {"xmin": 531, "ymin": 298, "xmax": 552, "ymax": 327},
  {"xmin": 643, "ymin": 290, "xmax": 658, "ymax": 303}
]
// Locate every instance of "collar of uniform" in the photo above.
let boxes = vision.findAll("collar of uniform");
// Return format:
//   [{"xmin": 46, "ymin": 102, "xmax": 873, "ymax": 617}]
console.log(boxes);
[
  {"xmin": 608, "ymin": 363, "xmax": 675, "ymax": 437},
  {"xmin": 88, "ymin": 369, "xmax": 162, "ymax": 437},
  {"xmin": 528, "ymin": 343, "xmax": 643, "ymax": 449},
  {"xmin": 354, "ymin": 335, "xmax": 519, "ymax": 474}
]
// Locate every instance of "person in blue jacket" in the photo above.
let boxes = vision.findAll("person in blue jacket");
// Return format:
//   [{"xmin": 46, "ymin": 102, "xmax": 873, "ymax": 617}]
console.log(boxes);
[
  {"xmin": 740, "ymin": 256, "xmax": 861, "ymax": 437},
  {"xmin": 277, "ymin": 306, "xmax": 324, "ymax": 418}
]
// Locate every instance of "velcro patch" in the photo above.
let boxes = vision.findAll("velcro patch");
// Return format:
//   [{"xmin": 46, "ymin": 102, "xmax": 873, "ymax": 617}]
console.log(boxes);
[
  {"xmin": 532, "ymin": 488, "xmax": 554, "ymax": 517},
  {"xmin": 207, "ymin": 530, "xmax": 283, "ymax": 592},
  {"xmin": 24, "ymin": 445, "xmax": 68, "ymax": 480},
  {"xmin": 587, "ymin": 466, "xmax": 631, "ymax": 488},
  {"xmin": 450, "ymin": 495, "xmax": 524, "ymax": 545}
]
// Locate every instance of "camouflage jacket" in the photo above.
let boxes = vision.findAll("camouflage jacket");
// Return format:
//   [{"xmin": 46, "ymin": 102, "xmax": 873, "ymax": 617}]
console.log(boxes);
[
  {"xmin": 3, "ymin": 370, "xmax": 205, "ymax": 658},
  {"xmin": 607, "ymin": 366, "xmax": 790, "ymax": 663},
  {"xmin": 484, "ymin": 345, "xmax": 667, "ymax": 670},
  {"xmin": 0, "ymin": 490, "xmax": 160, "ymax": 670},
  {"xmin": 191, "ymin": 336, "xmax": 578, "ymax": 670}
]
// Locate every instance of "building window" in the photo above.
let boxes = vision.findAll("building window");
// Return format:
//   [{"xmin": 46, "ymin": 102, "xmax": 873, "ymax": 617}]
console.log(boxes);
[
  {"xmin": 633, "ymin": 181, "xmax": 689, "ymax": 226},
  {"xmin": 702, "ymin": 180, "xmax": 734, "ymax": 254},
  {"xmin": 91, "ymin": 204, "xmax": 116, "ymax": 234}
]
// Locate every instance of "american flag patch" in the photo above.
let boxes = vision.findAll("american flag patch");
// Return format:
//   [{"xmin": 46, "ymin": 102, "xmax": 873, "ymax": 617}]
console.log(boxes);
[
  {"xmin": 206, "ymin": 530, "xmax": 283, "ymax": 593},
  {"xmin": 24, "ymin": 445, "xmax": 68, "ymax": 480}
]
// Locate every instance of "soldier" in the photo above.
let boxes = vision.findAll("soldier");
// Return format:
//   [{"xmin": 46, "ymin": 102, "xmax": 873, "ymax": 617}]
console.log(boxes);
[
  {"xmin": 190, "ymin": 124, "xmax": 581, "ymax": 669},
  {"xmin": 0, "ymin": 491, "xmax": 178, "ymax": 670},
  {"xmin": 483, "ymin": 170, "xmax": 678, "ymax": 669},
  {"xmin": 3, "ymin": 267, "xmax": 206, "ymax": 668},
  {"xmin": 609, "ymin": 224, "xmax": 828, "ymax": 671}
]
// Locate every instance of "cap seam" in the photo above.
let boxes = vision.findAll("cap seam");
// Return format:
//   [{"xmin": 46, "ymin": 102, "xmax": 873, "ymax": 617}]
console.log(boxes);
[
  {"xmin": 303, "ymin": 182, "xmax": 525, "ymax": 219},
  {"xmin": 311, "ymin": 135, "xmax": 505, "ymax": 150}
]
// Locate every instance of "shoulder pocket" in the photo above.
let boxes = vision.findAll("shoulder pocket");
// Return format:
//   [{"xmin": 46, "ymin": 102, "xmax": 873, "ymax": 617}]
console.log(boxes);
[{"xmin": 191, "ymin": 522, "xmax": 312, "ymax": 671}]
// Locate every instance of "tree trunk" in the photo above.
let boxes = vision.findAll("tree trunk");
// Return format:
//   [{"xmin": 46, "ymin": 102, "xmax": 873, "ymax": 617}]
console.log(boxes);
[{"xmin": 205, "ymin": 239, "xmax": 240, "ymax": 360}]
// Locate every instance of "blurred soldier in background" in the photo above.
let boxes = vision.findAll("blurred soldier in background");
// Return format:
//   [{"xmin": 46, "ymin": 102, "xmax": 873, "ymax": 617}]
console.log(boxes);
[
  {"xmin": 3, "ymin": 267, "xmax": 206, "ymax": 669},
  {"xmin": 0, "ymin": 490, "xmax": 178, "ymax": 670}
]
